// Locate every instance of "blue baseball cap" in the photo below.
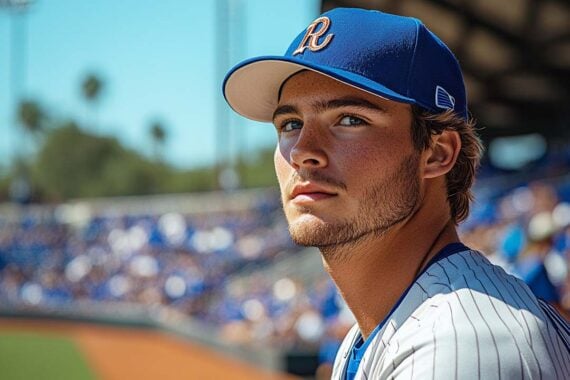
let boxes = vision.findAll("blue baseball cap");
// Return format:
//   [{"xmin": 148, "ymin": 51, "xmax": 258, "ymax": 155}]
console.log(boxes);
[{"xmin": 223, "ymin": 8, "xmax": 468, "ymax": 122}]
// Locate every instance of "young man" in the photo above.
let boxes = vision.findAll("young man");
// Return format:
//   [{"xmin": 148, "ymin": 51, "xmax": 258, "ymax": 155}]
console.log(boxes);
[{"xmin": 223, "ymin": 8, "xmax": 570, "ymax": 379}]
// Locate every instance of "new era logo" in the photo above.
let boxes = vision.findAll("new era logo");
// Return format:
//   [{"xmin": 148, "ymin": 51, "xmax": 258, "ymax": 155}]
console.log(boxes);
[{"xmin": 435, "ymin": 86, "xmax": 455, "ymax": 110}]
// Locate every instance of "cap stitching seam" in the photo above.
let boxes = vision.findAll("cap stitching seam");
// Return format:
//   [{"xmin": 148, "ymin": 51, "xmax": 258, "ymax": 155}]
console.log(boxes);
[{"xmin": 406, "ymin": 19, "xmax": 420, "ymax": 99}]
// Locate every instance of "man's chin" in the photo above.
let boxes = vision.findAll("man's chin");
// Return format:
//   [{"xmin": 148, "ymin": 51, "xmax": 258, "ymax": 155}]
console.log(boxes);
[{"xmin": 287, "ymin": 214, "xmax": 349, "ymax": 247}]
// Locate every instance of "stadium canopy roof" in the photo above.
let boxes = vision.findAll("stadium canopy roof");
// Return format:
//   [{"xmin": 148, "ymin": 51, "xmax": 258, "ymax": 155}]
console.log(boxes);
[{"xmin": 322, "ymin": 0, "xmax": 570, "ymax": 141}]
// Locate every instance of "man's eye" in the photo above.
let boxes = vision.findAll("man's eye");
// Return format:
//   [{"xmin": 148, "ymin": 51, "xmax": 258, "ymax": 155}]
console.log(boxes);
[
  {"xmin": 339, "ymin": 115, "xmax": 365, "ymax": 126},
  {"xmin": 281, "ymin": 119, "xmax": 303, "ymax": 132}
]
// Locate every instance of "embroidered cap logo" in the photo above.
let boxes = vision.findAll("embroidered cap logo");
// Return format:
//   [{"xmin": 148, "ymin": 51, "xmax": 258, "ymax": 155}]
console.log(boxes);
[{"xmin": 293, "ymin": 17, "xmax": 334, "ymax": 56}]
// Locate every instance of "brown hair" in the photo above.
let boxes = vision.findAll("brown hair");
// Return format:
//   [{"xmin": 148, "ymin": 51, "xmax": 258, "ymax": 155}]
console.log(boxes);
[{"xmin": 411, "ymin": 106, "xmax": 484, "ymax": 223}]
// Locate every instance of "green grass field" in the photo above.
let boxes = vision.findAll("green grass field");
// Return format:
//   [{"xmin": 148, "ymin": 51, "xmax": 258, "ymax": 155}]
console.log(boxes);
[{"xmin": 0, "ymin": 331, "xmax": 95, "ymax": 380}]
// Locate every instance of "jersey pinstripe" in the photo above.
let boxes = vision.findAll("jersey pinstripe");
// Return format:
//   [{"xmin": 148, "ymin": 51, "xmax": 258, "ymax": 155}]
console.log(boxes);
[{"xmin": 332, "ymin": 249, "xmax": 570, "ymax": 379}]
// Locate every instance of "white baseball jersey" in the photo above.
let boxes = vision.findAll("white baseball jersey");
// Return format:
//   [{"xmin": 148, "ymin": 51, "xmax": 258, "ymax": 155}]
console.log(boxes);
[{"xmin": 332, "ymin": 245, "xmax": 570, "ymax": 379}]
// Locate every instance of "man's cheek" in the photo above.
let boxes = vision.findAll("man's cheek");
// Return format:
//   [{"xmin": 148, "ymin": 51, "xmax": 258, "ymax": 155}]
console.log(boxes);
[{"xmin": 274, "ymin": 155, "xmax": 290, "ymax": 188}]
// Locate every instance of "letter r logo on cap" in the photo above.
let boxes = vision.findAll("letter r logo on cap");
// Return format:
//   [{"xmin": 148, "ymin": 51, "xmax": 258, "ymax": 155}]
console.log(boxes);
[{"xmin": 293, "ymin": 17, "xmax": 334, "ymax": 55}]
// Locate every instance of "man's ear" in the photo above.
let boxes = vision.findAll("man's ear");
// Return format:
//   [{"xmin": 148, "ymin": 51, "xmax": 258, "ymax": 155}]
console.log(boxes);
[{"xmin": 423, "ymin": 130, "xmax": 461, "ymax": 179}]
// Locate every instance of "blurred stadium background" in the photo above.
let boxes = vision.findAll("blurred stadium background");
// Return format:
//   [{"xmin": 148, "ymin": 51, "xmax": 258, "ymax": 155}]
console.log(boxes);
[{"xmin": 0, "ymin": 0, "xmax": 569, "ymax": 379}]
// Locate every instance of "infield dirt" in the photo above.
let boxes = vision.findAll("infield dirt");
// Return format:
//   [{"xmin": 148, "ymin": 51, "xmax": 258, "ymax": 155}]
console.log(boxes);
[{"xmin": 0, "ymin": 318, "xmax": 299, "ymax": 380}]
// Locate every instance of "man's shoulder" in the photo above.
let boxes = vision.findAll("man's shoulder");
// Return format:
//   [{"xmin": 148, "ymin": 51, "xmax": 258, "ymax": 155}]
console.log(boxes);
[
  {"xmin": 412, "ymin": 248, "xmax": 546, "ymax": 334},
  {"xmin": 373, "ymin": 248, "xmax": 548, "ymax": 350},
  {"xmin": 417, "ymin": 248, "xmax": 535, "ymax": 306},
  {"xmin": 371, "ymin": 301, "xmax": 568, "ymax": 379},
  {"xmin": 370, "ymin": 278, "xmax": 568, "ymax": 379},
  {"xmin": 333, "ymin": 249, "xmax": 570, "ymax": 379},
  {"xmin": 376, "ymin": 249, "xmax": 569, "ymax": 379}
]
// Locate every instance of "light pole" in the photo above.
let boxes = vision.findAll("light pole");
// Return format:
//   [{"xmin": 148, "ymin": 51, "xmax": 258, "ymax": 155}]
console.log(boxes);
[
  {"xmin": 215, "ymin": 0, "xmax": 227, "ymax": 190},
  {"xmin": 215, "ymin": 0, "xmax": 245, "ymax": 191},
  {"xmin": 0, "ymin": 0, "xmax": 32, "ymax": 203}
]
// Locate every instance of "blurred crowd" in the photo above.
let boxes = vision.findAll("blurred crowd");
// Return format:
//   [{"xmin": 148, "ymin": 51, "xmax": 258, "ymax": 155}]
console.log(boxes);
[
  {"xmin": 461, "ymin": 181, "xmax": 570, "ymax": 312},
  {"xmin": 1, "ymin": 148, "xmax": 570, "ymax": 373},
  {"xmin": 0, "ymin": 190, "xmax": 359, "ymax": 356},
  {"xmin": 0, "ymin": 192, "xmax": 301, "ymax": 322}
]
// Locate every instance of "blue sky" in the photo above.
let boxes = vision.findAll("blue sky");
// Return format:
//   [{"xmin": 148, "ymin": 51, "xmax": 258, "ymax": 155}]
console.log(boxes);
[{"xmin": 0, "ymin": 0, "xmax": 320, "ymax": 170}]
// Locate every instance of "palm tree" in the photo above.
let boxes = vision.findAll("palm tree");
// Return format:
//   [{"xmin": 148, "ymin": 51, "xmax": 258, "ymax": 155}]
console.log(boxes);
[
  {"xmin": 81, "ymin": 73, "xmax": 103, "ymax": 131},
  {"xmin": 149, "ymin": 121, "xmax": 167, "ymax": 161},
  {"xmin": 17, "ymin": 99, "xmax": 44, "ymax": 139},
  {"xmin": 12, "ymin": 99, "xmax": 41, "ymax": 204}
]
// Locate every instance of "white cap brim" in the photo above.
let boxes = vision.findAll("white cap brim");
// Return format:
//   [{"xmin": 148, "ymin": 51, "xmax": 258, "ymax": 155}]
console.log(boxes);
[{"xmin": 223, "ymin": 56, "xmax": 414, "ymax": 123}]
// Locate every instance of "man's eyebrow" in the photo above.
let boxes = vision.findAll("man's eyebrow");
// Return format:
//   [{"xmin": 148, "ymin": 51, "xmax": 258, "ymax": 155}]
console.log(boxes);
[
  {"xmin": 272, "ymin": 105, "xmax": 299, "ymax": 121},
  {"xmin": 272, "ymin": 96, "xmax": 386, "ymax": 121},
  {"xmin": 316, "ymin": 97, "xmax": 386, "ymax": 113}
]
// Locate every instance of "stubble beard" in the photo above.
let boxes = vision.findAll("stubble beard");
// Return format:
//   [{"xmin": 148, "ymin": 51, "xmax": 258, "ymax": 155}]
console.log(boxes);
[{"xmin": 284, "ymin": 153, "xmax": 422, "ymax": 262}]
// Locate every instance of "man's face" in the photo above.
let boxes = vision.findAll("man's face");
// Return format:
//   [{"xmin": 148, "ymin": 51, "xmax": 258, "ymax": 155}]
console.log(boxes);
[{"xmin": 273, "ymin": 71, "xmax": 423, "ymax": 248}]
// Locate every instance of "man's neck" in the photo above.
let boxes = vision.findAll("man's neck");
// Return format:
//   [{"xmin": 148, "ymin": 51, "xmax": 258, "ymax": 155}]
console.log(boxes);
[{"xmin": 320, "ymin": 206, "xmax": 460, "ymax": 340}]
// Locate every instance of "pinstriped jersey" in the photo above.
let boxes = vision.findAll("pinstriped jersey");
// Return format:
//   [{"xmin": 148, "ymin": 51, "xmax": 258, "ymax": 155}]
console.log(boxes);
[{"xmin": 332, "ymin": 248, "xmax": 570, "ymax": 379}]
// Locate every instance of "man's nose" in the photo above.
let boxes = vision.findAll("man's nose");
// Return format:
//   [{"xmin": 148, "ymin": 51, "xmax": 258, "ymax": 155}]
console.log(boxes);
[{"xmin": 289, "ymin": 124, "xmax": 328, "ymax": 170}]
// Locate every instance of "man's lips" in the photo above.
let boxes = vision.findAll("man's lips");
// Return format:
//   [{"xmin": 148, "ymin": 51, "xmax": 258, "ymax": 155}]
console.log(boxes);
[
  {"xmin": 289, "ymin": 183, "xmax": 338, "ymax": 203},
  {"xmin": 292, "ymin": 192, "xmax": 336, "ymax": 202}
]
